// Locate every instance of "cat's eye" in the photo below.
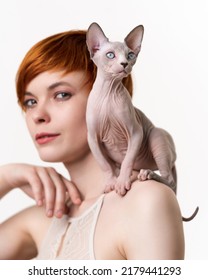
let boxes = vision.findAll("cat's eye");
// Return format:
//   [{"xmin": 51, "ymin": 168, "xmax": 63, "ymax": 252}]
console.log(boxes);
[
  {"xmin": 128, "ymin": 52, "xmax": 136, "ymax": 60},
  {"xmin": 106, "ymin": 52, "xmax": 115, "ymax": 59}
]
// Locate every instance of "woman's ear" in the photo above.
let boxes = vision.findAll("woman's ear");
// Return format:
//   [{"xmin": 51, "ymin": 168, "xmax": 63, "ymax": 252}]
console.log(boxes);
[{"xmin": 86, "ymin": 22, "xmax": 109, "ymax": 58}]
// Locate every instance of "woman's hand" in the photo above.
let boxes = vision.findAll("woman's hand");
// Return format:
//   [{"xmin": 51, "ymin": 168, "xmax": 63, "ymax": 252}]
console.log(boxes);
[{"xmin": 0, "ymin": 163, "xmax": 81, "ymax": 218}]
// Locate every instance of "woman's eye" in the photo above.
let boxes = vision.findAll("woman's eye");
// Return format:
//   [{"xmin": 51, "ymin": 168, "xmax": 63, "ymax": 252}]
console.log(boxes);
[
  {"xmin": 55, "ymin": 92, "xmax": 72, "ymax": 100},
  {"xmin": 128, "ymin": 52, "xmax": 136, "ymax": 60},
  {"xmin": 23, "ymin": 99, "xmax": 37, "ymax": 109},
  {"xmin": 106, "ymin": 52, "xmax": 115, "ymax": 59}
]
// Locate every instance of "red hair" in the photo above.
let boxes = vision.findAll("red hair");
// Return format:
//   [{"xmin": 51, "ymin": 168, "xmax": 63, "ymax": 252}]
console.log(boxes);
[{"xmin": 16, "ymin": 30, "xmax": 133, "ymax": 109}]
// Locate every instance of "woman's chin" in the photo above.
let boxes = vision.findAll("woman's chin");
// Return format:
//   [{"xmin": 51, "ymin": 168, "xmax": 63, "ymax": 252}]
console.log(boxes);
[{"xmin": 38, "ymin": 152, "xmax": 63, "ymax": 163}]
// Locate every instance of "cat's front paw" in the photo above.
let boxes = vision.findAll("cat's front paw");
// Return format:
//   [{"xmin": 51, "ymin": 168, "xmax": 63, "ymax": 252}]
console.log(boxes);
[
  {"xmin": 104, "ymin": 177, "xmax": 117, "ymax": 193},
  {"xmin": 114, "ymin": 177, "xmax": 132, "ymax": 196}
]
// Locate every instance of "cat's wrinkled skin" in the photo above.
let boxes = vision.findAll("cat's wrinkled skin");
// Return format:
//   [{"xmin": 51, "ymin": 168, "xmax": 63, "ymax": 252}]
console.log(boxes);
[
  {"xmin": 86, "ymin": 22, "xmax": 176, "ymax": 194},
  {"xmin": 86, "ymin": 23, "xmax": 198, "ymax": 221}
]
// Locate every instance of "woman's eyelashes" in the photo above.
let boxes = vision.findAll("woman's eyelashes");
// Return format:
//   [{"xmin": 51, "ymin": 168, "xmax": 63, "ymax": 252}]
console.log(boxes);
[
  {"xmin": 23, "ymin": 91, "xmax": 72, "ymax": 109},
  {"xmin": 23, "ymin": 98, "xmax": 37, "ymax": 109},
  {"xmin": 55, "ymin": 91, "xmax": 72, "ymax": 101}
]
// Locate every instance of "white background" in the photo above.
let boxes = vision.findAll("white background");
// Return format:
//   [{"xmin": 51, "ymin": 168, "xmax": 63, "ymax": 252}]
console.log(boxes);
[{"xmin": 0, "ymin": 0, "xmax": 207, "ymax": 259}]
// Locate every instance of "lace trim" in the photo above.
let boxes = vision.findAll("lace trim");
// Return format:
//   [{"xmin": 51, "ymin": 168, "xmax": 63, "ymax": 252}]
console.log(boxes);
[{"xmin": 36, "ymin": 194, "xmax": 105, "ymax": 260}]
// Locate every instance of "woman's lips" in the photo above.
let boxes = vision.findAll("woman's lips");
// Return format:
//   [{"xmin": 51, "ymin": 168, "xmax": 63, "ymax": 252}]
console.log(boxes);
[{"xmin": 35, "ymin": 133, "xmax": 60, "ymax": 145}]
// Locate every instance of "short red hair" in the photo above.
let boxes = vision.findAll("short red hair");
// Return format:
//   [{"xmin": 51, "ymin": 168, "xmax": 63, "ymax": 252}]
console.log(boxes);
[{"xmin": 16, "ymin": 30, "xmax": 133, "ymax": 109}]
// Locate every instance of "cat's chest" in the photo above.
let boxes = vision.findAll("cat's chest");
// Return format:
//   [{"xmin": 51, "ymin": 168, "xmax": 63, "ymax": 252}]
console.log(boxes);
[
  {"xmin": 86, "ymin": 81, "xmax": 135, "ymax": 141},
  {"xmin": 89, "ymin": 94, "xmax": 133, "ymax": 140},
  {"xmin": 88, "ymin": 94, "xmax": 127, "ymax": 127},
  {"xmin": 88, "ymin": 85, "xmax": 129, "ymax": 116}
]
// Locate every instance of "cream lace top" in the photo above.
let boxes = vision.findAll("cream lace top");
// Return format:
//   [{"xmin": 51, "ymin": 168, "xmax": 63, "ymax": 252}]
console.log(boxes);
[{"xmin": 36, "ymin": 194, "xmax": 105, "ymax": 260}]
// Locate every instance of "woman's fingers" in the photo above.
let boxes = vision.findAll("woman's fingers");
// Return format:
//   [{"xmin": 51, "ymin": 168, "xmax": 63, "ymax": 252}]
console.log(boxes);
[
  {"xmin": 18, "ymin": 164, "xmax": 81, "ymax": 218},
  {"xmin": 27, "ymin": 169, "xmax": 44, "ymax": 206},
  {"xmin": 34, "ymin": 167, "xmax": 81, "ymax": 218},
  {"xmin": 35, "ymin": 167, "xmax": 56, "ymax": 217},
  {"xmin": 62, "ymin": 177, "xmax": 82, "ymax": 205},
  {"xmin": 46, "ymin": 168, "xmax": 67, "ymax": 218}
]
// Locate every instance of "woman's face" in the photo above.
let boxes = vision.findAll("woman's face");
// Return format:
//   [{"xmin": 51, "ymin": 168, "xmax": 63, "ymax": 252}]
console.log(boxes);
[{"xmin": 24, "ymin": 71, "xmax": 91, "ymax": 163}]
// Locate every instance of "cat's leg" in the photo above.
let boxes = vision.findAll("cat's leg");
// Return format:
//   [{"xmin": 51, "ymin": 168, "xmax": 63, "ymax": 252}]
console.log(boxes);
[
  {"xmin": 146, "ymin": 127, "xmax": 177, "ymax": 193},
  {"xmin": 87, "ymin": 132, "xmax": 117, "ymax": 192},
  {"xmin": 115, "ymin": 127, "xmax": 143, "ymax": 195}
]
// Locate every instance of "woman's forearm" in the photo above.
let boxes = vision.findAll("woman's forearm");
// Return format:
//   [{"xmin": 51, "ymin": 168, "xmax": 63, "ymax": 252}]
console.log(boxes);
[{"xmin": 0, "ymin": 164, "xmax": 14, "ymax": 198}]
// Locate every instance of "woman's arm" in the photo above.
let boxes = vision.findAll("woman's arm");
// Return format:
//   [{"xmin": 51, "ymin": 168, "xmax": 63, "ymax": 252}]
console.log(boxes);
[
  {"xmin": 0, "ymin": 163, "xmax": 81, "ymax": 217},
  {"xmin": 122, "ymin": 180, "xmax": 185, "ymax": 259},
  {"xmin": 0, "ymin": 205, "xmax": 51, "ymax": 259},
  {"xmin": 0, "ymin": 163, "xmax": 81, "ymax": 259},
  {"xmin": 0, "ymin": 207, "xmax": 37, "ymax": 259}
]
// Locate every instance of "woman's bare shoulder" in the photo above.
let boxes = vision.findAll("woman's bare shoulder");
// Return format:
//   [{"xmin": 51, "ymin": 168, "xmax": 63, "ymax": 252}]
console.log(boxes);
[
  {"xmin": 18, "ymin": 205, "xmax": 53, "ymax": 247},
  {"xmin": 107, "ymin": 180, "xmax": 178, "ymax": 211},
  {"xmin": 124, "ymin": 180, "xmax": 182, "ymax": 220},
  {"xmin": 105, "ymin": 179, "xmax": 182, "ymax": 237},
  {"xmin": 7, "ymin": 205, "xmax": 51, "ymax": 238},
  {"xmin": 105, "ymin": 180, "xmax": 184, "ymax": 259},
  {"xmin": 0, "ymin": 205, "xmax": 51, "ymax": 259},
  {"xmin": 8, "ymin": 204, "xmax": 49, "ymax": 225},
  {"xmin": 103, "ymin": 179, "xmax": 180, "ymax": 231},
  {"xmin": 1, "ymin": 205, "xmax": 48, "ymax": 229}
]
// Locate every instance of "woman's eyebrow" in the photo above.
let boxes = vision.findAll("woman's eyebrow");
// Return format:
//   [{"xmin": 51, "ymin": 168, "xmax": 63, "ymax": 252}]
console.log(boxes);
[
  {"xmin": 48, "ymin": 81, "xmax": 72, "ymax": 90},
  {"xmin": 24, "ymin": 81, "xmax": 73, "ymax": 97},
  {"xmin": 24, "ymin": 92, "xmax": 35, "ymax": 97}
]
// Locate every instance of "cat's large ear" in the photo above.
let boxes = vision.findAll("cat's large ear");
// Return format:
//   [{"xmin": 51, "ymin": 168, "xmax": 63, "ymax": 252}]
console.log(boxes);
[
  {"xmin": 86, "ymin": 22, "xmax": 109, "ymax": 58},
  {"xmin": 125, "ymin": 25, "xmax": 144, "ymax": 56}
]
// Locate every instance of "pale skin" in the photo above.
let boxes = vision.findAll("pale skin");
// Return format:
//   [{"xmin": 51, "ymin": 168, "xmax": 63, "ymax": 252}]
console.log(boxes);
[{"xmin": 0, "ymin": 71, "xmax": 185, "ymax": 259}]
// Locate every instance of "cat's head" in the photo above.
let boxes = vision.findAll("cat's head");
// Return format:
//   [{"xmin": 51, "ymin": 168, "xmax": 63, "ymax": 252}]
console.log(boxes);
[{"xmin": 86, "ymin": 22, "xmax": 144, "ymax": 78}]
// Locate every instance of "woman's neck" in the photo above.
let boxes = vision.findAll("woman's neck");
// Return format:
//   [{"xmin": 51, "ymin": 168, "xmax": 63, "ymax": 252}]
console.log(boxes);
[{"xmin": 63, "ymin": 152, "xmax": 106, "ymax": 201}]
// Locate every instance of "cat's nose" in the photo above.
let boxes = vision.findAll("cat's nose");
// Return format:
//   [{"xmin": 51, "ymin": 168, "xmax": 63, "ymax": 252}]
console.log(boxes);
[{"xmin": 121, "ymin": 62, "xmax": 128, "ymax": 68}]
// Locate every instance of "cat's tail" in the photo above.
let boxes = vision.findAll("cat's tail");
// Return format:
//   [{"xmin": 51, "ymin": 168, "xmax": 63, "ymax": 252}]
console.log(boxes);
[
  {"xmin": 172, "ymin": 166, "xmax": 199, "ymax": 222},
  {"xmin": 182, "ymin": 206, "xmax": 199, "ymax": 222}
]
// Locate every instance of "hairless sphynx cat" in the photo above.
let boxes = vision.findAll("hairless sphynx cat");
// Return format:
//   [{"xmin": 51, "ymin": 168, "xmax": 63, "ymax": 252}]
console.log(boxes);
[{"xmin": 86, "ymin": 22, "xmax": 198, "ymax": 221}]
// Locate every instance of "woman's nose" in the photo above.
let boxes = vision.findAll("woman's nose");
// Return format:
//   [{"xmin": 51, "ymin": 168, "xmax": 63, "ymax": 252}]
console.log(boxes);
[{"xmin": 32, "ymin": 105, "xmax": 51, "ymax": 124}]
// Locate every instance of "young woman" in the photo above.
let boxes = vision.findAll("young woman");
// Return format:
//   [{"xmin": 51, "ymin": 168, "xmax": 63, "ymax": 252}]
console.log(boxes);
[{"xmin": 0, "ymin": 30, "xmax": 184, "ymax": 259}]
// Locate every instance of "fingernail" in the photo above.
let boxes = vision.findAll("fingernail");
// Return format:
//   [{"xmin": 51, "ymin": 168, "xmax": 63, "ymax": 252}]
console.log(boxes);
[
  {"xmin": 37, "ymin": 199, "xmax": 43, "ymax": 206},
  {"xmin": 75, "ymin": 198, "xmax": 81, "ymax": 204},
  {"xmin": 56, "ymin": 209, "xmax": 63, "ymax": 218},
  {"xmin": 47, "ymin": 209, "xmax": 53, "ymax": 217}
]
